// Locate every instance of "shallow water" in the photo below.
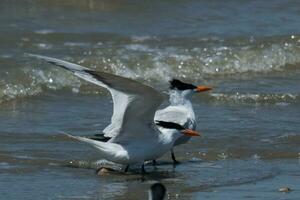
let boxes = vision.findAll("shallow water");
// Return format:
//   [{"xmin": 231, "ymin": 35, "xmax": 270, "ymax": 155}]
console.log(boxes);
[{"xmin": 1, "ymin": 0, "xmax": 300, "ymax": 199}]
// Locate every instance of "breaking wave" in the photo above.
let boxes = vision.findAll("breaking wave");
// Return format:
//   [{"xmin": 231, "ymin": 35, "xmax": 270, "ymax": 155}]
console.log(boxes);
[
  {"xmin": 209, "ymin": 93, "xmax": 299, "ymax": 105},
  {"xmin": 1, "ymin": 34, "xmax": 300, "ymax": 103}
]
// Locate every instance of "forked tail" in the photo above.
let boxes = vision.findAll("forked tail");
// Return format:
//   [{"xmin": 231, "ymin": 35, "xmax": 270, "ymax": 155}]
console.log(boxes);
[{"xmin": 59, "ymin": 131, "xmax": 123, "ymax": 159}]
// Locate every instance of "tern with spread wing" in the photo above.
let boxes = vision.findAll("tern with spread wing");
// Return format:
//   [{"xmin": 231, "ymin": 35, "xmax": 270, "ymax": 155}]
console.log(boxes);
[
  {"xmin": 28, "ymin": 54, "xmax": 201, "ymax": 172},
  {"xmin": 93, "ymin": 78, "xmax": 212, "ymax": 164}
]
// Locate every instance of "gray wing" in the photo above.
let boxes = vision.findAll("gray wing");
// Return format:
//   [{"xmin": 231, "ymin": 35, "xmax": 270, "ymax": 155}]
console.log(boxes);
[
  {"xmin": 155, "ymin": 106, "xmax": 192, "ymax": 128},
  {"xmin": 109, "ymin": 88, "xmax": 164, "ymax": 144},
  {"xmin": 27, "ymin": 54, "xmax": 165, "ymax": 141}
]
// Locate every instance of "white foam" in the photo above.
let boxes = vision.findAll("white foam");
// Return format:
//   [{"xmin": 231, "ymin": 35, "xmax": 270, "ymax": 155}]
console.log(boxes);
[
  {"xmin": 35, "ymin": 43, "xmax": 53, "ymax": 49},
  {"xmin": 131, "ymin": 35, "xmax": 154, "ymax": 42},
  {"xmin": 64, "ymin": 42, "xmax": 90, "ymax": 47},
  {"xmin": 124, "ymin": 44, "xmax": 154, "ymax": 52},
  {"xmin": 35, "ymin": 29, "xmax": 55, "ymax": 34},
  {"xmin": 210, "ymin": 93, "xmax": 299, "ymax": 104},
  {"xmin": 0, "ymin": 162, "xmax": 12, "ymax": 169}
]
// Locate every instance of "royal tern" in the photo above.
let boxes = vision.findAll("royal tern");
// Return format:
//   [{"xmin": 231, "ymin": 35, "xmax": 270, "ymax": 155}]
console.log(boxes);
[
  {"xmin": 91, "ymin": 79, "xmax": 212, "ymax": 164},
  {"xmin": 154, "ymin": 79, "xmax": 212, "ymax": 163},
  {"xmin": 64, "ymin": 121, "xmax": 200, "ymax": 173},
  {"xmin": 27, "ymin": 54, "xmax": 201, "ymax": 172}
]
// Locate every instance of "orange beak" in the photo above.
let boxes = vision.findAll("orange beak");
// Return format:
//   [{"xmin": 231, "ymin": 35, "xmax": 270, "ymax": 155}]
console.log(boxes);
[
  {"xmin": 196, "ymin": 86, "xmax": 212, "ymax": 92},
  {"xmin": 182, "ymin": 129, "xmax": 201, "ymax": 137}
]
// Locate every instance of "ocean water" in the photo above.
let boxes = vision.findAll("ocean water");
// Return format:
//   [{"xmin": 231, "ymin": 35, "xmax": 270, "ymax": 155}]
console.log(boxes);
[{"xmin": 1, "ymin": 0, "xmax": 300, "ymax": 199}]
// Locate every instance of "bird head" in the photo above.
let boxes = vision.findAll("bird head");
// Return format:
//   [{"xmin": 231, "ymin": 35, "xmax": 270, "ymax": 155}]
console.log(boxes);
[
  {"xmin": 169, "ymin": 79, "xmax": 212, "ymax": 99},
  {"xmin": 155, "ymin": 120, "xmax": 201, "ymax": 137},
  {"xmin": 149, "ymin": 183, "xmax": 166, "ymax": 200}
]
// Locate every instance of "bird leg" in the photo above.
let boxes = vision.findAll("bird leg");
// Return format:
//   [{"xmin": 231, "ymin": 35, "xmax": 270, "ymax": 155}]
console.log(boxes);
[
  {"xmin": 171, "ymin": 149, "xmax": 180, "ymax": 165},
  {"xmin": 141, "ymin": 163, "xmax": 146, "ymax": 174},
  {"xmin": 152, "ymin": 160, "xmax": 157, "ymax": 166},
  {"xmin": 124, "ymin": 165, "xmax": 129, "ymax": 173}
]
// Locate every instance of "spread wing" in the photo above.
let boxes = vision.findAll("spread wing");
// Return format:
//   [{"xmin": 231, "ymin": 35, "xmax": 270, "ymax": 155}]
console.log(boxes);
[
  {"xmin": 27, "ymin": 54, "xmax": 165, "ymax": 143},
  {"xmin": 154, "ymin": 105, "xmax": 195, "ymax": 129}
]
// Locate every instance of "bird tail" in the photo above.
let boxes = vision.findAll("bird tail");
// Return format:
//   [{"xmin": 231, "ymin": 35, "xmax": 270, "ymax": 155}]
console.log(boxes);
[
  {"xmin": 60, "ymin": 131, "xmax": 107, "ymax": 147},
  {"xmin": 59, "ymin": 131, "xmax": 121, "ymax": 160}
]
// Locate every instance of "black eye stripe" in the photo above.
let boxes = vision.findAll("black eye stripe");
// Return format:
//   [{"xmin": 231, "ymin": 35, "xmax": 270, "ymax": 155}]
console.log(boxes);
[
  {"xmin": 155, "ymin": 120, "xmax": 184, "ymax": 130},
  {"xmin": 169, "ymin": 79, "xmax": 197, "ymax": 90}
]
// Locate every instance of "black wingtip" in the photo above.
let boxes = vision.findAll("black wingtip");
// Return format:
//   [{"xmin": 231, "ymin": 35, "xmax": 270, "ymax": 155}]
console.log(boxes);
[
  {"xmin": 24, "ymin": 53, "xmax": 39, "ymax": 58},
  {"xmin": 24, "ymin": 53, "xmax": 31, "ymax": 57},
  {"xmin": 155, "ymin": 120, "xmax": 184, "ymax": 130}
]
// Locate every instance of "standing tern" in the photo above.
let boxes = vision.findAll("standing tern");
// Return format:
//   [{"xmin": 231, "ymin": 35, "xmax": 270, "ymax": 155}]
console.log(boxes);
[
  {"xmin": 91, "ymin": 78, "xmax": 212, "ymax": 164},
  {"xmin": 64, "ymin": 121, "xmax": 200, "ymax": 173},
  {"xmin": 27, "ymin": 54, "xmax": 201, "ymax": 172},
  {"xmin": 155, "ymin": 79, "xmax": 212, "ymax": 163}
]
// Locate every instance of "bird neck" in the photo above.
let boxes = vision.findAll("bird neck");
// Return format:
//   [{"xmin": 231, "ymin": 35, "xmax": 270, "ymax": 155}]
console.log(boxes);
[
  {"xmin": 158, "ymin": 129, "xmax": 182, "ymax": 145},
  {"xmin": 169, "ymin": 90, "xmax": 194, "ymax": 110}
]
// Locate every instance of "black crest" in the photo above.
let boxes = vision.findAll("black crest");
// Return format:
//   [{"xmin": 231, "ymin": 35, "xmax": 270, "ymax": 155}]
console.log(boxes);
[
  {"xmin": 169, "ymin": 79, "xmax": 197, "ymax": 91},
  {"xmin": 155, "ymin": 120, "xmax": 184, "ymax": 130}
]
